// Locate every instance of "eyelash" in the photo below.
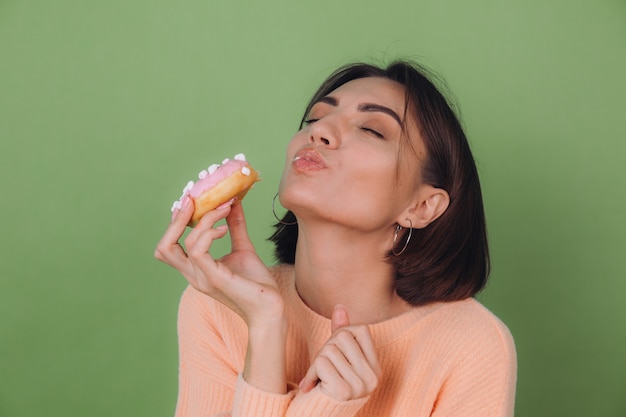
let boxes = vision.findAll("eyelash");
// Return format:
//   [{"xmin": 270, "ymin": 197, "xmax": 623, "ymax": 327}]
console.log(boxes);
[
  {"xmin": 361, "ymin": 127, "xmax": 384, "ymax": 139},
  {"xmin": 303, "ymin": 118, "xmax": 385, "ymax": 140}
]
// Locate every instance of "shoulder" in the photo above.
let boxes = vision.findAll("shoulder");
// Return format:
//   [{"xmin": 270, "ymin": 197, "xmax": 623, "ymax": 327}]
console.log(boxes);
[
  {"xmin": 416, "ymin": 299, "xmax": 518, "ymax": 415},
  {"xmin": 399, "ymin": 298, "xmax": 516, "ymax": 370},
  {"xmin": 431, "ymin": 298, "xmax": 515, "ymax": 355},
  {"xmin": 178, "ymin": 285, "xmax": 245, "ymax": 332},
  {"xmin": 177, "ymin": 286, "xmax": 248, "ymax": 360},
  {"xmin": 439, "ymin": 298, "xmax": 514, "ymax": 346},
  {"xmin": 425, "ymin": 298, "xmax": 517, "ymax": 372}
]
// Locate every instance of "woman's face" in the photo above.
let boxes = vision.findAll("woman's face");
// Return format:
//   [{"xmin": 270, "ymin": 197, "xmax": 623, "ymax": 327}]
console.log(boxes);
[{"xmin": 279, "ymin": 77, "xmax": 427, "ymax": 232}]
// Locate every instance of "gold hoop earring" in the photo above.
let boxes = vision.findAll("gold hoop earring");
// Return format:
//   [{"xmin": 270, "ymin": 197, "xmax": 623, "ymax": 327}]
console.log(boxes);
[
  {"xmin": 392, "ymin": 218, "xmax": 413, "ymax": 256},
  {"xmin": 272, "ymin": 193, "xmax": 297, "ymax": 225}
]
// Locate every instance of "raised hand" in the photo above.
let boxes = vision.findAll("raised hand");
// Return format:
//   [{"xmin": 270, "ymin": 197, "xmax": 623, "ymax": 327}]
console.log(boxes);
[
  {"xmin": 155, "ymin": 197, "xmax": 284, "ymax": 327},
  {"xmin": 156, "ymin": 197, "xmax": 289, "ymax": 393},
  {"xmin": 299, "ymin": 305, "xmax": 381, "ymax": 401}
]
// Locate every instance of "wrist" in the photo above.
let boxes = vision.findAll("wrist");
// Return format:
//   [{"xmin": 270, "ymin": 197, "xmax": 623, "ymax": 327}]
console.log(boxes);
[{"xmin": 244, "ymin": 317, "xmax": 288, "ymax": 394}]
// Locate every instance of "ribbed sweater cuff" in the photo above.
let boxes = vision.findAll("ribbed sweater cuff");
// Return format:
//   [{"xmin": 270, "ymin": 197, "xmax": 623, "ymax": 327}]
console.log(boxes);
[
  {"xmin": 232, "ymin": 373, "xmax": 295, "ymax": 417},
  {"xmin": 287, "ymin": 388, "xmax": 368, "ymax": 417}
]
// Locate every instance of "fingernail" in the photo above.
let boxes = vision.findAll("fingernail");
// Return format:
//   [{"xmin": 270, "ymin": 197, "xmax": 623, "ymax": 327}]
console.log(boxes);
[
  {"xmin": 334, "ymin": 304, "xmax": 345, "ymax": 311},
  {"xmin": 181, "ymin": 195, "xmax": 192, "ymax": 210}
]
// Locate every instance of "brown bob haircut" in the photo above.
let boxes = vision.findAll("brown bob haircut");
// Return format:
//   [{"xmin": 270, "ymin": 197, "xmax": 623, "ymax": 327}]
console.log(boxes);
[{"xmin": 269, "ymin": 60, "xmax": 489, "ymax": 306}]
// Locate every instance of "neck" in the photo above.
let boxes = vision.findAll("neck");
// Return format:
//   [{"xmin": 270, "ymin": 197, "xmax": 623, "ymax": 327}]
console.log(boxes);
[{"xmin": 293, "ymin": 220, "xmax": 410, "ymax": 324}]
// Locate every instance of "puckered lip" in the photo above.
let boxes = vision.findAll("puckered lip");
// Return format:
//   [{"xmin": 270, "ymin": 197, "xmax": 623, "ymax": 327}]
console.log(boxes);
[{"xmin": 292, "ymin": 147, "xmax": 327, "ymax": 169}]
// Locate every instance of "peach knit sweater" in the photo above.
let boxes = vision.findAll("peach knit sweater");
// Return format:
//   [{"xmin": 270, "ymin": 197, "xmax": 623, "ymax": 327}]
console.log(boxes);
[{"xmin": 174, "ymin": 266, "xmax": 517, "ymax": 417}]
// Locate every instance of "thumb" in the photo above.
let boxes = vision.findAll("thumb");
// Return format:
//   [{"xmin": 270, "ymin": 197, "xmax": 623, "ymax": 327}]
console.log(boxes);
[{"xmin": 331, "ymin": 304, "xmax": 350, "ymax": 333}]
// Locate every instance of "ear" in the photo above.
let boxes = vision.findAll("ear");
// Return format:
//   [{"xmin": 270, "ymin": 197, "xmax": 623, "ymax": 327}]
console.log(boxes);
[{"xmin": 400, "ymin": 186, "xmax": 450, "ymax": 229}]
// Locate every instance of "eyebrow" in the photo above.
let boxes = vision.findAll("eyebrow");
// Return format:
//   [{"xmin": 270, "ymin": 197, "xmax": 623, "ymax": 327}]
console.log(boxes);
[{"xmin": 314, "ymin": 96, "xmax": 403, "ymax": 127}]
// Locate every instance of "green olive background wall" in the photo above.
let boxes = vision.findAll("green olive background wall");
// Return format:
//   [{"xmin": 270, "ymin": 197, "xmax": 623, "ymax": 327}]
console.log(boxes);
[{"xmin": 1, "ymin": 0, "xmax": 624, "ymax": 416}]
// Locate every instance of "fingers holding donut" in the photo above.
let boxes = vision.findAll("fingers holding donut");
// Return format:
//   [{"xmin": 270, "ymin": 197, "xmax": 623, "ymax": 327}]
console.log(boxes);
[
  {"xmin": 183, "ymin": 202, "xmax": 233, "ymax": 286},
  {"xmin": 155, "ymin": 196, "xmax": 233, "ymax": 282},
  {"xmin": 154, "ymin": 195, "xmax": 194, "ymax": 274},
  {"xmin": 169, "ymin": 200, "xmax": 281, "ymax": 325},
  {"xmin": 224, "ymin": 201, "xmax": 256, "ymax": 254},
  {"xmin": 156, "ymin": 153, "xmax": 258, "ymax": 272},
  {"xmin": 155, "ymin": 154, "xmax": 282, "ymax": 325}
]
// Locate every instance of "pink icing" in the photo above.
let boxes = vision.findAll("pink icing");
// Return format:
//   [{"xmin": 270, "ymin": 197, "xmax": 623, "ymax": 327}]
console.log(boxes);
[
  {"xmin": 188, "ymin": 159, "xmax": 247, "ymax": 197},
  {"xmin": 171, "ymin": 154, "xmax": 251, "ymax": 215}
]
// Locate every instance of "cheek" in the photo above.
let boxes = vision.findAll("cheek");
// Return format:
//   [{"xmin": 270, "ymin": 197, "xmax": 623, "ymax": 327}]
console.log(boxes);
[
  {"xmin": 345, "ymin": 154, "xmax": 400, "ymax": 200},
  {"xmin": 285, "ymin": 131, "xmax": 306, "ymax": 159},
  {"xmin": 357, "ymin": 155, "xmax": 420, "ymax": 209}
]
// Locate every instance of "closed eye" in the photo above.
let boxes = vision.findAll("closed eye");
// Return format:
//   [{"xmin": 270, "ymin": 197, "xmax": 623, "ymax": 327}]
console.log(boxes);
[
  {"xmin": 302, "ymin": 118, "xmax": 320, "ymax": 129},
  {"xmin": 362, "ymin": 127, "xmax": 384, "ymax": 139}
]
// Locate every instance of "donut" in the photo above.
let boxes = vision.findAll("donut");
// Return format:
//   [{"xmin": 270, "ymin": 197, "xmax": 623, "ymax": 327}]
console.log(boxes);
[{"xmin": 171, "ymin": 153, "xmax": 260, "ymax": 226}]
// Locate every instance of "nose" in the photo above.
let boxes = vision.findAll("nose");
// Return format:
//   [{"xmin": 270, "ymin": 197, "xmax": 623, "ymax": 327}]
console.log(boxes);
[{"xmin": 308, "ymin": 118, "xmax": 340, "ymax": 149}]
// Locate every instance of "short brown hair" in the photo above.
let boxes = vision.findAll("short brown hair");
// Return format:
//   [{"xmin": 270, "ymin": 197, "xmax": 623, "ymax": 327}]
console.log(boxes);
[{"xmin": 269, "ymin": 60, "xmax": 489, "ymax": 306}]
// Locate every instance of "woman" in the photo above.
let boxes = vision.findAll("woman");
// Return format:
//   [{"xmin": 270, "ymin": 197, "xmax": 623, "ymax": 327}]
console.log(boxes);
[{"xmin": 155, "ymin": 60, "xmax": 517, "ymax": 417}]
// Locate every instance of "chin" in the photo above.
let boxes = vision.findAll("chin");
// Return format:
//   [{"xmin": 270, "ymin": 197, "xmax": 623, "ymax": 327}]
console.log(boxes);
[{"xmin": 277, "ymin": 181, "xmax": 311, "ymax": 214}]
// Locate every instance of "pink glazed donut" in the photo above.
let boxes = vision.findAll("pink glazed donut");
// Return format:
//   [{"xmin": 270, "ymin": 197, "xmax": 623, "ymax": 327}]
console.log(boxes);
[{"xmin": 171, "ymin": 153, "xmax": 260, "ymax": 227}]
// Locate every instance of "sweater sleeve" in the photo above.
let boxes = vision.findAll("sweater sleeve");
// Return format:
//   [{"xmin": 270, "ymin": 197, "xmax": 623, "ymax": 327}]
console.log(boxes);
[
  {"xmin": 285, "ymin": 387, "xmax": 369, "ymax": 417},
  {"xmin": 174, "ymin": 286, "xmax": 237, "ymax": 417},
  {"xmin": 175, "ymin": 286, "xmax": 295, "ymax": 417},
  {"xmin": 430, "ymin": 304, "xmax": 517, "ymax": 417}
]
